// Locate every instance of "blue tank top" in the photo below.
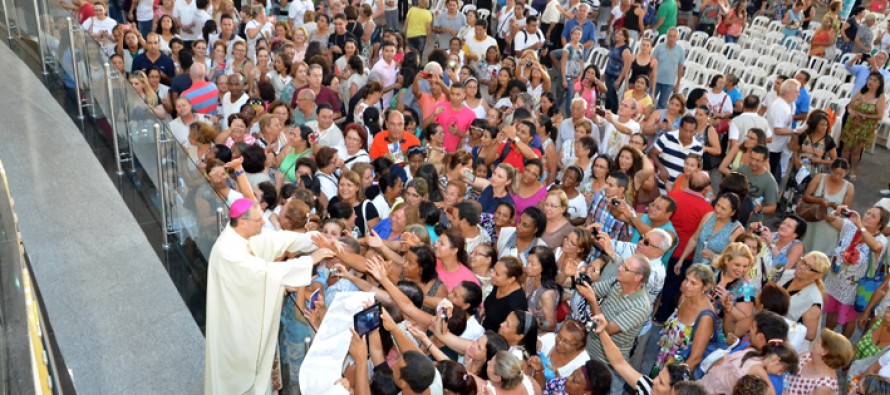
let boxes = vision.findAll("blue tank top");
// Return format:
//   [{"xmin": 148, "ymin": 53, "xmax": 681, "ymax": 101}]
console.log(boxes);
[{"xmin": 606, "ymin": 44, "xmax": 630, "ymax": 78}]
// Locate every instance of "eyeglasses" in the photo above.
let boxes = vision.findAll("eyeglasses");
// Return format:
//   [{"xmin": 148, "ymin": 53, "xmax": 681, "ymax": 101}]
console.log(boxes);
[
  {"xmin": 798, "ymin": 258, "xmax": 822, "ymax": 274},
  {"xmin": 641, "ymin": 237, "xmax": 663, "ymax": 250},
  {"xmin": 619, "ymin": 263, "xmax": 641, "ymax": 274},
  {"xmin": 543, "ymin": 203, "xmax": 562, "ymax": 209}
]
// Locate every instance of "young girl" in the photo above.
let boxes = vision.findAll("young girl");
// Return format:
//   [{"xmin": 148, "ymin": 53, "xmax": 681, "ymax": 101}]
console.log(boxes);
[{"xmin": 698, "ymin": 340, "xmax": 800, "ymax": 394}]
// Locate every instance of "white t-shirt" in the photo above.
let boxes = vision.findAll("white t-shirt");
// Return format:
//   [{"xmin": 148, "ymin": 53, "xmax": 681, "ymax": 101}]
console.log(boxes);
[
  {"xmin": 567, "ymin": 192, "xmax": 588, "ymax": 220},
  {"xmin": 538, "ymin": 333, "xmax": 590, "ymax": 378},
  {"xmin": 459, "ymin": 316, "xmax": 485, "ymax": 341},
  {"xmin": 599, "ymin": 118, "xmax": 641, "ymax": 158},
  {"xmin": 316, "ymin": 171, "xmax": 339, "ymax": 200},
  {"xmin": 371, "ymin": 193, "xmax": 391, "ymax": 219},
  {"xmin": 463, "ymin": 36, "xmax": 498, "ymax": 61},
  {"xmin": 728, "ymin": 112, "xmax": 772, "ymax": 142},
  {"xmin": 513, "ymin": 28, "xmax": 545, "ymax": 53},
  {"xmin": 135, "ymin": 0, "xmax": 154, "ymax": 21},
  {"xmin": 766, "ymin": 98, "xmax": 794, "ymax": 153},
  {"xmin": 706, "ymin": 91, "xmax": 733, "ymax": 115},
  {"xmin": 173, "ymin": 0, "xmax": 201, "ymax": 41},
  {"xmin": 220, "ymin": 92, "xmax": 248, "ymax": 129}
]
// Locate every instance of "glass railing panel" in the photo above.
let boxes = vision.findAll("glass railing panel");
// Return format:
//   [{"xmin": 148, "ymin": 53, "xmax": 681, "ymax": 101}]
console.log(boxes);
[{"xmin": 124, "ymin": 86, "xmax": 163, "ymax": 202}]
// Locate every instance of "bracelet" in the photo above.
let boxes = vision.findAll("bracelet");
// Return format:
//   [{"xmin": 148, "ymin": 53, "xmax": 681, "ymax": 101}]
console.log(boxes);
[
  {"xmin": 425, "ymin": 342, "xmax": 434, "ymax": 350},
  {"xmin": 233, "ymin": 169, "xmax": 245, "ymax": 177}
]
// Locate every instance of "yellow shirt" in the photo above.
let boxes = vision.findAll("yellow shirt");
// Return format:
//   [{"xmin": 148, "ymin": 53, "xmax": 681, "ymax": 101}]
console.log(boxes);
[{"xmin": 405, "ymin": 7, "xmax": 432, "ymax": 38}]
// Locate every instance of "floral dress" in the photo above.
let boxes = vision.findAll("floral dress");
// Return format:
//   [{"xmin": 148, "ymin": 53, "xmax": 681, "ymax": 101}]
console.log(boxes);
[
  {"xmin": 653, "ymin": 309, "xmax": 698, "ymax": 375},
  {"xmin": 841, "ymin": 96, "xmax": 880, "ymax": 149},
  {"xmin": 784, "ymin": 353, "xmax": 840, "ymax": 395},
  {"xmin": 825, "ymin": 220, "xmax": 888, "ymax": 306}
]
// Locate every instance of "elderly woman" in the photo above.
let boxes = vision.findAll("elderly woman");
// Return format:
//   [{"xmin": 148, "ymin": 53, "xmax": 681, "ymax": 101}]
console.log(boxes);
[
  {"xmin": 541, "ymin": 190, "xmax": 575, "ymax": 249},
  {"xmin": 824, "ymin": 204, "xmax": 890, "ymax": 338},
  {"xmin": 752, "ymin": 214, "xmax": 807, "ymax": 279},
  {"xmin": 486, "ymin": 350, "xmax": 537, "ymax": 394},
  {"xmin": 342, "ymin": 123, "xmax": 371, "ymax": 168},
  {"xmin": 778, "ymin": 251, "xmax": 830, "ymax": 350},
  {"xmin": 529, "ymin": 319, "xmax": 590, "ymax": 389},
  {"xmin": 653, "ymin": 264, "xmax": 717, "ymax": 376}
]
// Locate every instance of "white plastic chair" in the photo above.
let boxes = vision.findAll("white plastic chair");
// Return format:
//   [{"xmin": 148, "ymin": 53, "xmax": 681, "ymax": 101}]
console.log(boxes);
[
  {"xmin": 813, "ymin": 75, "xmax": 843, "ymax": 91},
  {"xmin": 749, "ymin": 86, "xmax": 767, "ymax": 100},
  {"xmin": 809, "ymin": 89, "xmax": 834, "ymax": 110},
  {"xmin": 837, "ymin": 82, "xmax": 855, "ymax": 98},
  {"xmin": 677, "ymin": 40, "xmax": 690, "ymax": 52},
  {"xmin": 752, "ymin": 16, "xmax": 770, "ymax": 28},
  {"xmin": 721, "ymin": 42, "xmax": 741, "ymax": 59},
  {"xmin": 765, "ymin": 31, "xmax": 784, "ymax": 45},
  {"xmin": 782, "ymin": 36, "xmax": 803, "ymax": 50},
  {"xmin": 789, "ymin": 51, "xmax": 809, "ymax": 68},
  {"xmin": 754, "ymin": 57, "xmax": 778, "ymax": 74},
  {"xmin": 767, "ymin": 43, "xmax": 787, "ymax": 58},
  {"xmin": 838, "ymin": 52, "xmax": 857, "ymax": 66},
  {"xmin": 461, "ymin": 4, "xmax": 476, "ymax": 14},
  {"xmin": 807, "ymin": 57, "xmax": 830, "ymax": 75},
  {"xmin": 742, "ymin": 66, "xmax": 768, "ymax": 87},
  {"xmin": 689, "ymin": 31, "xmax": 709, "ymax": 47},
  {"xmin": 724, "ymin": 59, "xmax": 746, "ymax": 77},
  {"xmin": 774, "ymin": 62, "xmax": 798, "ymax": 77},
  {"xmin": 705, "ymin": 36, "xmax": 725, "ymax": 52},
  {"xmin": 676, "ymin": 26, "xmax": 691, "ymax": 40},
  {"xmin": 656, "ymin": 34, "xmax": 667, "ymax": 45},
  {"xmin": 829, "ymin": 63, "xmax": 851, "ymax": 82},
  {"xmin": 767, "ymin": 20, "xmax": 784, "ymax": 32},
  {"xmin": 737, "ymin": 49, "xmax": 760, "ymax": 65},
  {"xmin": 476, "ymin": 8, "xmax": 491, "ymax": 22},
  {"xmin": 799, "ymin": 30, "xmax": 815, "ymax": 43},
  {"xmin": 644, "ymin": 29, "xmax": 659, "ymax": 42},
  {"xmin": 588, "ymin": 47, "xmax": 609, "ymax": 71},
  {"xmin": 687, "ymin": 47, "xmax": 708, "ymax": 64},
  {"xmin": 705, "ymin": 52, "xmax": 727, "ymax": 72}
]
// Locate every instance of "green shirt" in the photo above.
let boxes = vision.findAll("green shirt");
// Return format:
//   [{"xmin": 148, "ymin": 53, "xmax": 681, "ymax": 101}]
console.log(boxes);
[
  {"xmin": 278, "ymin": 148, "xmax": 313, "ymax": 183},
  {"xmin": 656, "ymin": 0, "xmax": 678, "ymax": 35}
]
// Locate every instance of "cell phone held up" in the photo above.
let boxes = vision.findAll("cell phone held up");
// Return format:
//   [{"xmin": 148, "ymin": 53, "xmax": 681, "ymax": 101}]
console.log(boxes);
[{"xmin": 354, "ymin": 303, "xmax": 382, "ymax": 337}]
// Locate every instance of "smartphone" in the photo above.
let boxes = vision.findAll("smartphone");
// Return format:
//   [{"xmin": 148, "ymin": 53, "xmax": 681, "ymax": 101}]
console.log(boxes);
[
  {"xmin": 354, "ymin": 303, "xmax": 382, "ymax": 337},
  {"xmin": 594, "ymin": 108, "xmax": 606, "ymax": 117},
  {"xmin": 308, "ymin": 289, "xmax": 321, "ymax": 310},
  {"xmin": 419, "ymin": 71, "xmax": 432, "ymax": 79},
  {"xmin": 862, "ymin": 53, "xmax": 872, "ymax": 63}
]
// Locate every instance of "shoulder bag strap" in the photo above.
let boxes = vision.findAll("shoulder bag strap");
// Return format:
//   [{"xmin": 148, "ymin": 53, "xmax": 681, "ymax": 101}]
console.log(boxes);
[{"xmin": 361, "ymin": 200, "xmax": 370, "ymax": 236}]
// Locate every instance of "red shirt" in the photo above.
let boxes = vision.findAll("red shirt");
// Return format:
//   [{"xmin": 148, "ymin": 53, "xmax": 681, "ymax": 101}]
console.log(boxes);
[
  {"xmin": 496, "ymin": 141, "xmax": 541, "ymax": 173},
  {"xmin": 78, "ymin": 3, "xmax": 95, "ymax": 24},
  {"xmin": 369, "ymin": 130, "xmax": 421, "ymax": 164},
  {"xmin": 667, "ymin": 189, "xmax": 714, "ymax": 259}
]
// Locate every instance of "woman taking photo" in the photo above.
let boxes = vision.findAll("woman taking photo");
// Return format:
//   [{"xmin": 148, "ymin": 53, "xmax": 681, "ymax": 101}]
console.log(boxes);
[
  {"xmin": 675, "ymin": 192, "xmax": 744, "ymax": 270},
  {"xmin": 800, "ymin": 159, "xmax": 854, "ymax": 255},
  {"xmin": 840, "ymin": 70, "xmax": 885, "ymax": 180},
  {"xmin": 653, "ymin": 264, "xmax": 717, "ymax": 376},
  {"xmin": 474, "ymin": 127, "xmax": 500, "ymax": 168},
  {"xmin": 465, "ymin": 163, "xmax": 518, "ymax": 215},
  {"xmin": 614, "ymin": 145, "xmax": 656, "ymax": 209},
  {"xmin": 722, "ymin": 0, "xmax": 747, "ymax": 43},
  {"xmin": 83, "ymin": 4, "xmax": 116, "ymax": 56},
  {"xmin": 719, "ymin": 128, "xmax": 768, "ymax": 175},
  {"xmin": 754, "ymin": 214, "xmax": 807, "ymax": 277},
  {"xmin": 541, "ymin": 190, "xmax": 575, "ymax": 249},
  {"xmin": 642, "ymin": 93, "xmax": 685, "ymax": 148},
  {"xmin": 573, "ymin": 65, "xmax": 606, "ymax": 120},
  {"xmin": 790, "ymin": 110, "xmax": 838, "ymax": 177},
  {"xmin": 778, "ymin": 251, "xmax": 830, "ymax": 349},
  {"xmin": 554, "ymin": 227, "xmax": 592, "ymax": 290},
  {"xmin": 824, "ymin": 204, "xmax": 890, "ymax": 338},
  {"xmin": 482, "ymin": 257, "xmax": 528, "ymax": 331},
  {"xmin": 711, "ymin": 242, "xmax": 759, "ymax": 345},
  {"xmin": 524, "ymin": 246, "xmax": 562, "ymax": 332}
]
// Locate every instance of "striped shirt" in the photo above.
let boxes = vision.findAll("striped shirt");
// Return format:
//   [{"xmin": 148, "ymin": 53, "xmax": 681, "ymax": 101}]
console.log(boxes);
[
  {"xmin": 585, "ymin": 281, "xmax": 651, "ymax": 363},
  {"xmin": 587, "ymin": 191, "xmax": 630, "ymax": 242},
  {"xmin": 182, "ymin": 80, "xmax": 219, "ymax": 115},
  {"xmin": 654, "ymin": 131, "xmax": 703, "ymax": 192}
]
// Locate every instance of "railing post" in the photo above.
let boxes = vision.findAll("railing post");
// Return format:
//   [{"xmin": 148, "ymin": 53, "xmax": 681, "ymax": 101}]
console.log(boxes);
[
  {"xmin": 32, "ymin": 0, "xmax": 48, "ymax": 76},
  {"xmin": 154, "ymin": 123, "xmax": 170, "ymax": 250},
  {"xmin": 2, "ymin": 0, "xmax": 13, "ymax": 44},
  {"xmin": 104, "ymin": 63, "xmax": 123, "ymax": 176},
  {"xmin": 66, "ymin": 17, "xmax": 84, "ymax": 120},
  {"xmin": 216, "ymin": 207, "xmax": 225, "ymax": 235}
]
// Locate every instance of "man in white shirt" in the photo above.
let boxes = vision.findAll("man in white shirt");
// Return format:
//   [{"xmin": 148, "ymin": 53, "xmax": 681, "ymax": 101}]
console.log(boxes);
[
  {"xmin": 462, "ymin": 21, "xmax": 498, "ymax": 64},
  {"xmin": 766, "ymin": 78, "xmax": 800, "ymax": 182},
  {"xmin": 729, "ymin": 95, "xmax": 771, "ymax": 151},
  {"xmin": 220, "ymin": 74, "xmax": 249, "ymax": 129},
  {"xmin": 511, "ymin": 15, "xmax": 546, "ymax": 54},
  {"xmin": 596, "ymin": 97, "xmax": 641, "ymax": 158},
  {"xmin": 208, "ymin": 14, "xmax": 245, "ymax": 57},
  {"xmin": 371, "ymin": 41, "xmax": 400, "ymax": 104},
  {"xmin": 173, "ymin": 0, "xmax": 200, "ymax": 43},
  {"xmin": 306, "ymin": 104, "xmax": 347, "ymax": 158}
]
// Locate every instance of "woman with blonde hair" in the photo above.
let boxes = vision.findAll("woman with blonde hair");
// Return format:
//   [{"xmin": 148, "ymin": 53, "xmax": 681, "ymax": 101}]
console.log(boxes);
[
  {"xmin": 712, "ymin": 242, "xmax": 757, "ymax": 343},
  {"xmin": 464, "ymin": 163, "xmax": 518, "ymax": 214},
  {"xmin": 810, "ymin": 15, "xmax": 838, "ymax": 57},
  {"xmin": 188, "ymin": 122, "xmax": 218, "ymax": 163},
  {"xmin": 129, "ymin": 71, "xmax": 166, "ymax": 119},
  {"xmin": 486, "ymin": 350, "xmax": 533, "ymax": 394},
  {"xmin": 777, "ymin": 251, "xmax": 829, "ymax": 346},
  {"xmin": 785, "ymin": 329, "xmax": 854, "ymax": 395}
]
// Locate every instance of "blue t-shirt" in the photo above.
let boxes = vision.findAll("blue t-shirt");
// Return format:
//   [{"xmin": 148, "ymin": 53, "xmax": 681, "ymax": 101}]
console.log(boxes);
[
  {"xmin": 562, "ymin": 19, "xmax": 596, "ymax": 46},
  {"xmin": 727, "ymin": 87, "xmax": 743, "ymax": 108},
  {"xmin": 478, "ymin": 185, "xmax": 515, "ymax": 214},
  {"xmin": 131, "ymin": 53, "xmax": 176, "ymax": 80},
  {"xmin": 792, "ymin": 88, "xmax": 810, "ymax": 129}
]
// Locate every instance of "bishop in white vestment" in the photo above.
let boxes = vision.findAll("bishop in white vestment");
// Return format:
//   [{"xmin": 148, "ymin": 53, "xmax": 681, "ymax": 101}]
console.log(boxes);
[{"xmin": 205, "ymin": 198, "xmax": 332, "ymax": 394}]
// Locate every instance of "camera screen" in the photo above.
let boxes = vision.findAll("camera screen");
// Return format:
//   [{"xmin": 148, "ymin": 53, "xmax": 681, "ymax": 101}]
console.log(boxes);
[{"xmin": 354, "ymin": 304, "xmax": 382, "ymax": 337}]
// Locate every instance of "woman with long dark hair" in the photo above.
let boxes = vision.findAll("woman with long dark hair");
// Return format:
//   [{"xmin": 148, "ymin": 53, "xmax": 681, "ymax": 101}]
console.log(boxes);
[{"xmin": 524, "ymin": 246, "xmax": 563, "ymax": 332}]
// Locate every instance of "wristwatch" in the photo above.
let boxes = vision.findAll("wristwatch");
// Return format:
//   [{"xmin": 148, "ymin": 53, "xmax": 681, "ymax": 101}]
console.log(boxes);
[{"xmin": 513, "ymin": 136, "xmax": 520, "ymax": 143}]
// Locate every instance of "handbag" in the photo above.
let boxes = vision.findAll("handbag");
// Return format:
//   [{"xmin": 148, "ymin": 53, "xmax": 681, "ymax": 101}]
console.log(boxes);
[
  {"xmin": 716, "ymin": 14, "xmax": 730, "ymax": 36},
  {"xmin": 796, "ymin": 202, "xmax": 827, "ymax": 222},
  {"xmin": 678, "ymin": 309, "xmax": 721, "ymax": 379},
  {"xmin": 855, "ymin": 247, "xmax": 887, "ymax": 312},
  {"xmin": 716, "ymin": 95, "xmax": 730, "ymax": 134}
]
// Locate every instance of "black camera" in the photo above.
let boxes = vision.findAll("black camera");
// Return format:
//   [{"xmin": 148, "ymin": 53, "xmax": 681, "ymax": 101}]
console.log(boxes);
[
  {"xmin": 611, "ymin": 198, "xmax": 621, "ymax": 207},
  {"xmin": 841, "ymin": 208, "xmax": 853, "ymax": 218},
  {"xmin": 575, "ymin": 272, "xmax": 593, "ymax": 288}
]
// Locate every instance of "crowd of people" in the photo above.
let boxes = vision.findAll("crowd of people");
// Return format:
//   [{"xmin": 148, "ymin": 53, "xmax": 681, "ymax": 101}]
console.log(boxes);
[{"xmin": 62, "ymin": 0, "xmax": 890, "ymax": 392}]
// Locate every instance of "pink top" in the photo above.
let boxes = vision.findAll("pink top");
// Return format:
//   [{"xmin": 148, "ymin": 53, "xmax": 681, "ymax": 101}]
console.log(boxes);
[
  {"xmin": 784, "ymin": 353, "xmax": 839, "ymax": 395},
  {"xmin": 870, "ymin": 0, "xmax": 887, "ymax": 11},
  {"xmin": 511, "ymin": 185, "xmax": 548, "ymax": 224},
  {"xmin": 436, "ymin": 259, "xmax": 481, "ymax": 292},
  {"xmin": 698, "ymin": 349, "xmax": 763, "ymax": 395},
  {"xmin": 435, "ymin": 102, "xmax": 478, "ymax": 153},
  {"xmin": 572, "ymin": 82, "xmax": 596, "ymax": 119}
]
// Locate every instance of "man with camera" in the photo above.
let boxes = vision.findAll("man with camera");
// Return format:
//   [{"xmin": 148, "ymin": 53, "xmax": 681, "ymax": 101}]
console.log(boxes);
[
  {"xmin": 573, "ymin": 254, "xmax": 652, "ymax": 395},
  {"xmin": 585, "ymin": 171, "xmax": 632, "ymax": 242}
]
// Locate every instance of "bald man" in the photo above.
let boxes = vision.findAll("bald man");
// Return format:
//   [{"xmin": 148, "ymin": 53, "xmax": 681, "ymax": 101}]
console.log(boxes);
[{"xmin": 182, "ymin": 64, "xmax": 219, "ymax": 115}]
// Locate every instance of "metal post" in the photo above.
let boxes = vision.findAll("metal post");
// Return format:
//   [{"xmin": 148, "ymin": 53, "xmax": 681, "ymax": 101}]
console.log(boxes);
[
  {"xmin": 66, "ymin": 17, "xmax": 84, "ymax": 120},
  {"xmin": 32, "ymin": 0, "xmax": 47, "ymax": 76},
  {"xmin": 216, "ymin": 207, "xmax": 225, "ymax": 235},
  {"xmin": 2, "ymin": 0, "xmax": 13, "ymax": 43},
  {"xmin": 104, "ymin": 63, "xmax": 123, "ymax": 176},
  {"xmin": 155, "ymin": 123, "xmax": 170, "ymax": 250}
]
